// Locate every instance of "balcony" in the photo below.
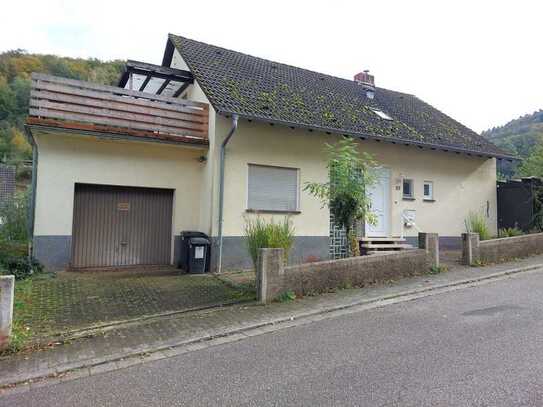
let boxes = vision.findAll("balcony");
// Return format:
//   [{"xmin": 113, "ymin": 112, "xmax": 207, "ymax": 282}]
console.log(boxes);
[{"xmin": 27, "ymin": 73, "xmax": 209, "ymax": 145}]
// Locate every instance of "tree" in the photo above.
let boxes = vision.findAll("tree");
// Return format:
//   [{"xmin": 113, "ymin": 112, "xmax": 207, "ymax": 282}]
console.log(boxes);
[
  {"xmin": 516, "ymin": 141, "xmax": 543, "ymax": 178},
  {"xmin": 0, "ymin": 188, "xmax": 30, "ymax": 242},
  {"xmin": 304, "ymin": 137, "xmax": 377, "ymax": 256},
  {"xmin": 0, "ymin": 50, "xmax": 124, "ymax": 170},
  {"xmin": 0, "ymin": 77, "xmax": 15, "ymax": 122}
]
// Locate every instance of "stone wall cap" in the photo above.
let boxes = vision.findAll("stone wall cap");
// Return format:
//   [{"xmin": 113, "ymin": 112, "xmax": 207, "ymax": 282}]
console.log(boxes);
[
  {"xmin": 480, "ymin": 232, "xmax": 543, "ymax": 245},
  {"xmin": 286, "ymin": 249, "xmax": 426, "ymax": 272}
]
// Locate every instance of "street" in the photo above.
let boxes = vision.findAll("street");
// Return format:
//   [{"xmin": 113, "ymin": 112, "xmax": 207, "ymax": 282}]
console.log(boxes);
[{"xmin": 3, "ymin": 270, "xmax": 543, "ymax": 406}]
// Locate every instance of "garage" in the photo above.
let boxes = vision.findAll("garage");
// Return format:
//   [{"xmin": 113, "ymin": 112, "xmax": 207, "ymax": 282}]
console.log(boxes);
[{"xmin": 71, "ymin": 184, "xmax": 174, "ymax": 269}]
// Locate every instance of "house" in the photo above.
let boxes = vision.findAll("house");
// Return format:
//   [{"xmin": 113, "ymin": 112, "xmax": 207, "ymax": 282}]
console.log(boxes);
[{"xmin": 25, "ymin": 34, "xmax": 513, "ymax": 271}]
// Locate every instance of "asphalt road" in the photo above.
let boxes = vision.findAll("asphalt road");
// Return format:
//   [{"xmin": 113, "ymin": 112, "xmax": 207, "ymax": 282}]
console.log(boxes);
[{"xmin": 4, "ymin": 270, "xmax": 543, "ymax": 406}]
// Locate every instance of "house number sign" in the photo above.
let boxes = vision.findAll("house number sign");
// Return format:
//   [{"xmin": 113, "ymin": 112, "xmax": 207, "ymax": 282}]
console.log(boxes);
[{"xmin": 117, "ymin": 202, "xmax": 130, "ymax": 211}]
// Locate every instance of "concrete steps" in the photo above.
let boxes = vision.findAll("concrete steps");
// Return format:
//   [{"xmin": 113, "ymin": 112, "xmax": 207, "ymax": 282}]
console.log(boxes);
[{"xmin": 359, "ymin": 237, "xmax": 414, "ymax": 255}]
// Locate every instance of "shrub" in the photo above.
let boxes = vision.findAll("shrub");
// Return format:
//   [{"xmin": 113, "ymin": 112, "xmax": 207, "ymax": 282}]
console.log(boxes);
[
  {"xmin": 430, "ymin": 264, "xmax": 448, "ymax": 274},
  {"xmin": 0, "ymin": 240, "xmax": 27, "ymax": 263},
  {"xmin": 1, "ymin": 256, "xmax": 43, "ymax": 280},
  {"xmin": 244, "ymin": 216, "xmax": 295, "ymax": 269},
  {"xmin": 498, "ymin": 227, "xmax": 523, "ymax": 238},
  {"xmin": 304, "ymin": 138, "xmax": 377, "ymax": 257},
  {"xmin": 464, "ymin": 211, "xmax": 491, "ymax": 241},
  {"xmin": 276, "ymin": 290, "xmax": 296, "ymax": 302},
  {"xmin": 0, "ymin": 189, "xmax": 30, "ymax": 242}
]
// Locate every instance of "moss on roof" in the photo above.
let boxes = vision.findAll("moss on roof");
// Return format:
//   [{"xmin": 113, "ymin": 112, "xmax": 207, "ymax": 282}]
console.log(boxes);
[{"xmin": 170, "ymin": 34, "xmax": 510, "ymax": 158}]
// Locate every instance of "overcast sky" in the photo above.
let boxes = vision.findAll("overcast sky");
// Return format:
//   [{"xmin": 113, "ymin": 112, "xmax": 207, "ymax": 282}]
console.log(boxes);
[{"xmin": 2, "ymin": 0, "xmax": 541, "ymax": 132}]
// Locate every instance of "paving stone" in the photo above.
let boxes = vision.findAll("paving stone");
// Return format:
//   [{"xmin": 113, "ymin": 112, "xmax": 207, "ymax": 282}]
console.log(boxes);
[
  {"xmin": 89, "ymin": 362, "xmax": 119, "ymax": 376},
  {"xmin": 18, "ymin": 269, "xmax": 256, "ymax": 341},
  {"xmin": 2, "ymin": 254, "xmax": 543, "ymax": 390},
  {"xmin": 58, "ymin": 368, "xmax": 90, "ymax": 382},
  {"xmin": 0, "ymin": 383, "xmax": 30, "ymax": 397},
  {"xmin": 115, "ymin": 358, "xmax": 142, "ymax": 370},
  {"xmin": 29, "ymin": 377, "xmax": 61, "ymax": 389}
]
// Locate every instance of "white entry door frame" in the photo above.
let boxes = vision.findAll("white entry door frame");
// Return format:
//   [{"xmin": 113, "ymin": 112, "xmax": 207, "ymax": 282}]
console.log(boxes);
[{"xmin": 365, "ymin": 168, "xmax": 391, "ymax": 237}]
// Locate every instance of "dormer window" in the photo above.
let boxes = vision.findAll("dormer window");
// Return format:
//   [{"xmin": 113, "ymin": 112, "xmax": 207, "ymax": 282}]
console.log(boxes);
[{"xmin": 371, "ymin": 109, "xmax": 393, "ymax": 121}]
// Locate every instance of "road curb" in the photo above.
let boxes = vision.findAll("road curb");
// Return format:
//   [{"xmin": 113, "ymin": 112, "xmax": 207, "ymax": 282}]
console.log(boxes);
[{"xmin": 2, "ymin": 262, "xmax": 542, "ymax": 393}]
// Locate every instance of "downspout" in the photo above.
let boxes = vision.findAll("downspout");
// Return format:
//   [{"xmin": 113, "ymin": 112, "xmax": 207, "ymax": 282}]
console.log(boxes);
[
  {"xmin": 24, "ymin": 126, "xmax": 38, "ymax": 258},
  {"xmin": 217, "ymin": 114, "xmax": 239, "ymax": 274}
]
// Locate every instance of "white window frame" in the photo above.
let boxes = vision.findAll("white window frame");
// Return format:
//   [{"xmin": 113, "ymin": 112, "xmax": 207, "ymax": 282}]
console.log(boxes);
[
  {"xmin": 403, "ymin": 178, "xmax": 414, "ymax": 199},
  {"xmin": 423, "ymin": 181, "xmax": 434, "ymax": 201},
  {"xmin": 246, "ymin": 163, "xmax": 301, "ymax": 212}
]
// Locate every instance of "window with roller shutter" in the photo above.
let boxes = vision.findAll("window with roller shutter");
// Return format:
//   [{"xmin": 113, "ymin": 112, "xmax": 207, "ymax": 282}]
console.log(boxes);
[{"xmin": 247, "ymin": 164, "xmax": 299, "ymax": 212}]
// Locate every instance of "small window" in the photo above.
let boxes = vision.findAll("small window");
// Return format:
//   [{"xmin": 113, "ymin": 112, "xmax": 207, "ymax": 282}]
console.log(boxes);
[
  {"xmin": 424, "ymin": 181, "xmax": 434, "ymax": 200},
  {"xmin": 248, "ymin": 164, "xmax": 299, "ymax": 212},
  {"xmin": 371, "ymin": 108, "xmax": 393, "ymax": 121},
  {"xmin": 403, "ymin": 179, "xmax": 414, "ymax": 199}
]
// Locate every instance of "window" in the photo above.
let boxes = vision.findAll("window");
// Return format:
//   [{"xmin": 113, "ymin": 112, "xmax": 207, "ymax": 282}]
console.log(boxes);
[
  {"xmin": 248, "ymin": 164, "xmax": 299, "ymax": 212},
  {"xmin": 403, "ymin": 179, "xmax": 414, "ymax": 199},
  {"xmin": 424, "ymin": 181, "xmax": 434, "ymax": 201},
  {"xmin": 371, "ymin": 108, "xmax": 393, "ymax": 121}
]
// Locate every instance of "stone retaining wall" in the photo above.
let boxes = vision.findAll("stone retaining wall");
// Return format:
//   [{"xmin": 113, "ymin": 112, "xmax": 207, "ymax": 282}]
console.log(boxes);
[
  {"xmin": 257, "ymin": 234, "xmax": 438, "ymax": 304},
  {"xmin": 462, "ymin": 232, "xmax": 543, "ymax": 265}
]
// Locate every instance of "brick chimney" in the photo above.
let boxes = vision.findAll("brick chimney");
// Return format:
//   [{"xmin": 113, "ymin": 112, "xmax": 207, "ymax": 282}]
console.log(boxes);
[{"xmin": 354, "ymin": 70, "xmax": 375, "ymax": 99}]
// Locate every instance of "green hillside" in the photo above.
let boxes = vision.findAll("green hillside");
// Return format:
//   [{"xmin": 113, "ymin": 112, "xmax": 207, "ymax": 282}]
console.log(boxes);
[
  {"xmin": 0, "ymin": 50, "xmax": 124, "ymax": 177},
  {"xmin": 482, "ymin": 110, "xmax": 543, "ymax": 177},
  {"xmin": 1, "ymin": 49, "xmax": 540, "ymax": 181}
]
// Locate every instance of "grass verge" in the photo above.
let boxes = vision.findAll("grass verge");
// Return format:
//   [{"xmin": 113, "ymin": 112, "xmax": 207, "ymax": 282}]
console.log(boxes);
[{"xmin": 1, "ymin": 278, "xmax": 33, "ymax": 355}]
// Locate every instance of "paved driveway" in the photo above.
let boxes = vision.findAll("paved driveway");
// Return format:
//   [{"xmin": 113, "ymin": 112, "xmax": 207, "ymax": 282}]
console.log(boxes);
[
  {"xmin": 17, "ymin": 268, "xmax": 255, "ymax": 341},
  {"xmin": 4, "ymin": 268, "xmax": 543, "ymax": 406}
]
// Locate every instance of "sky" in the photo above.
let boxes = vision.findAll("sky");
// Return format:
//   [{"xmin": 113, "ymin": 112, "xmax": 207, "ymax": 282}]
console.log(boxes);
[{"xmin": 1, "ymin": 0, "xmax": 541, "ymax": 133}]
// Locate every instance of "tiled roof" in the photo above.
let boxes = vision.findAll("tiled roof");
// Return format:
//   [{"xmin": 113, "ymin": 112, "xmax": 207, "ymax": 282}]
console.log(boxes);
[{"xmin": 168, "ymin": 34, "xmax": 512, "ymax": 158}]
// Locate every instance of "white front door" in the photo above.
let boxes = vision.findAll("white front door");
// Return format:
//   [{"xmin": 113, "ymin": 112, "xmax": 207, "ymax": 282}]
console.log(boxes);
[{"xmin": 365, "ymin": 168, "xmax": 391, "ymax": 237}]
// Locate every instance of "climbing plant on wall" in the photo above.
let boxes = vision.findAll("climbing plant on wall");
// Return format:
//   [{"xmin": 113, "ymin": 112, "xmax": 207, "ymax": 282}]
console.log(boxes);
[{"xmin": 304, "ymin": 137, "xmax": 378, "ymax": 256}]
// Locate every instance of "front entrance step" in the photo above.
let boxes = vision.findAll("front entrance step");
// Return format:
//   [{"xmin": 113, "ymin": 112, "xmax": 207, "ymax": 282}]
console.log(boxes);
[
  {"xmin": 361, "ymin": 243, "xmax": 413, "ymax": 249},
  {"xmin": 358, "ymin": 237, "xmax": 414, "ymax": 255},
  {"xmin": 359, "ymin": 237, "xmax": 407, "ymax": 242}
]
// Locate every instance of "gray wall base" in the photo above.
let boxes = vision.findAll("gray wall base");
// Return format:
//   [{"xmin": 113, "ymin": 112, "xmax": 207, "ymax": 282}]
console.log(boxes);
[
  {"xmin": 33, "ymin": 234, "xmax": 330, "ymax": 273},
  {"xmin": 33, "ymin": 235, "xmax": 72, "ymax": 271},
  {"xmin": 210, "ymin": 236, "xmax": 330, "ymax": 272},
  {"xmin": 406, "ymin": 236, "xmax": 461, "ymax": 251}
]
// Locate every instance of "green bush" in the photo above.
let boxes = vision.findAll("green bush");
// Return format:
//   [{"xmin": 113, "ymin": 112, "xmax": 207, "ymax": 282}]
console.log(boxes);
[
  {"xmin": 244, "ymin": 216, "xmax": 295, "ymax": 269},
  {"xmin": 0, "ymin": 240, "xmax": 27, "ymax": 262},
  {"xmin": 0, "ymin": 189, "xmax": 30, "ymax": 242},
  {"xmin": 498, "ymin": 227, "xmax": 524, "ymax": 238},
  {"xmin": 1, "ymin": 256, "xmax": 43, "ymax": 280},
  {"xmin": 276, "ymin": 290, "xmax": 296, "ymax": 302},
  {"xmin": 304, "ymin": 138, "xmax": 377, "ymax": 257},
  {"xmin": 430, "ymin": 264, "xmax": 448, "ymax": 274},
  {"xmin": 464, "ymin": 211, "xmax": 491, "ymax": 241}
]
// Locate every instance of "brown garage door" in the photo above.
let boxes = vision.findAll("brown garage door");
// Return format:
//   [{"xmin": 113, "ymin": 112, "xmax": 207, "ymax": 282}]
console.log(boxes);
[{"xmin": 71, "ymin": 184, "xmax": 174, "ymax": 268}]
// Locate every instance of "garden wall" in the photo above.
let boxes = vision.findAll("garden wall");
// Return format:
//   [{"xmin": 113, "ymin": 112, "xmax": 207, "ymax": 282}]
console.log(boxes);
[
  {"xmin": 257, "ymin": 246, "xmax": 434, "ymax": 304},
  {"xmin": 462, "ymin": 232, "xmax": 543, "ymax": 265}
]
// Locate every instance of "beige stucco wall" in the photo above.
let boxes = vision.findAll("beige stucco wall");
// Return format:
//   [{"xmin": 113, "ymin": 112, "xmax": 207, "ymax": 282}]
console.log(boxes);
[
  {"xmin": 169, "ymin": 47, "xmax": 497, "ymax": 240},
  {"xmin": 33, "ymin": 131, "xmax": 206, "ymax": 240},
  {"xmin": 215, "ymin": 116, "xmax": 498, "ymax": 239},
  {"xmin": 216, "ymin": 117, "xmax": 332, "ymax": 237},
  {"xmin": 170, "ymin": 48, "xmax": 218, "ymax": 235}
]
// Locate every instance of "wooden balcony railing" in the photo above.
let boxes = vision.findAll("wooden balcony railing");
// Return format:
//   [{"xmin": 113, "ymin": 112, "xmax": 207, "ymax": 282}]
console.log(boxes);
[{"xmin": 27, "ymin": 73, "xmax": 209, "ymax": 144}]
